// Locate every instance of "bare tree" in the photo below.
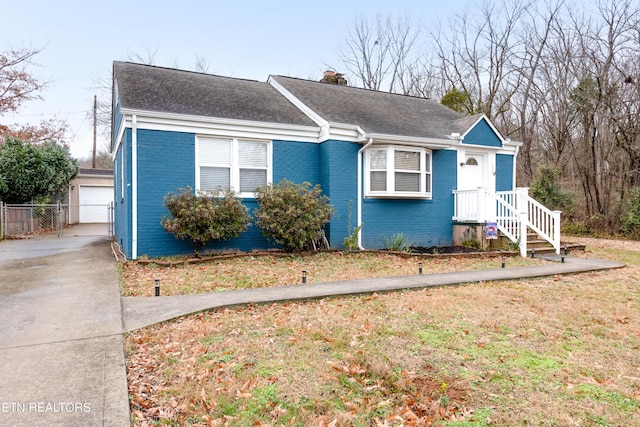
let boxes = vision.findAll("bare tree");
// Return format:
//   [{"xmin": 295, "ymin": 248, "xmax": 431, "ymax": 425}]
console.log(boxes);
[
  {"xmin": 340, "ymin": 15, "xmax": 419, "ymax": 92},
  {"xmin": 127, "ymin": 46, "xmax": 159, "ymax": 66},
  {"xmin": 0, "ymin": 46, "xmax": 71, "ymax": 145},
  {"xmin": 193, "ymin": 55, "xmax": 211, "ymax": 73},
  {"xmin": 432, "ymin": 0, "xmax": 528, "ymax": 120}
]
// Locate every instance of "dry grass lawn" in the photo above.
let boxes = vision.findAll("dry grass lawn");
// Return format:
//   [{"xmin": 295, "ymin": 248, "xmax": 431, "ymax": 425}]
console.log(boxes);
[
  {"xmin": 122, "ymin": 252, "xmax": 543, "ymax": 297},
  {"xmin": 124, "ymin": 238, "xmax": 640, "ymax": 426}
]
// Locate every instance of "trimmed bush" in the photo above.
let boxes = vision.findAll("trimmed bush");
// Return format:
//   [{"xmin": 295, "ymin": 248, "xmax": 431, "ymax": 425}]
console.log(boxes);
[
  {"xmin": 161, "ymin": 187, "xmax": 250, "ymax": 255},
  {"xmin": 254, "ymin": 180, "xmax": 334, "ymax": 252}
]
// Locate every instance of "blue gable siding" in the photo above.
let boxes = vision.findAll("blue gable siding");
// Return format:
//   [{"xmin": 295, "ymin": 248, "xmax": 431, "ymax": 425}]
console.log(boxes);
[
  {"xmin": 464, "ymin": 118, "xmax": 502, "ymax": 147},
  {"xmin": 113, "ymin": 130, "xmax": 132, "ymax": 258},
  {"xmin": 361, "ymin": 149, "xmax": 457, "ymax": 249},
  {"xmin": 495, "ymin": 154, "xmax": 514, "ymax": 191}
]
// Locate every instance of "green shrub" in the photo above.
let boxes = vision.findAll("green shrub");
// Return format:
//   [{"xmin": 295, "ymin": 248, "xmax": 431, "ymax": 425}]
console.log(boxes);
[
  {"xmin": 561, "ymin": 221, "xmax": 591, "ymax": 236},
  {"xmin": 161, "ymin": 186, "xmax": 250, "ymax": 255},
  {"xmin": 254, "ymin": 179, "xmax": 334, "ymax": 253},
  {"xmin": 622, "ymin": 187, "xmax": 640, "ymax": 238},
  {"xmin": 530, "ymin": 165, "xmax": 574, "ymax": 214},
  {"xmin": 381, "ymin": 233, "xmax": 411, "ymax": 252}
]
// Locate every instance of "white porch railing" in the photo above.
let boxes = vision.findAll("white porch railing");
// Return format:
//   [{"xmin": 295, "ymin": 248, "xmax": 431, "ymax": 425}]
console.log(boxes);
[{"xmin": 453, "ymin": 188, "xmax": 561, "ymax": 257}]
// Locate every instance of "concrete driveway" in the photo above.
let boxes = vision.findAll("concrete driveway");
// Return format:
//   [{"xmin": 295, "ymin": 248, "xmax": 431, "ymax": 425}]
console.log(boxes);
[{"xmin": 0, "ymin": 234, "xmax": 130, "ymax": 426}]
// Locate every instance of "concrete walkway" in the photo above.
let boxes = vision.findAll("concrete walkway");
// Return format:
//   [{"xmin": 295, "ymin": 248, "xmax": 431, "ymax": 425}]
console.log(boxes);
[
  {"xmin": 122, "ymin": 254, "xmax": 625, "ymax": 332},
  {"xmin": 0, "ymin": 236, "xmax": 130, "ymax": 427}
]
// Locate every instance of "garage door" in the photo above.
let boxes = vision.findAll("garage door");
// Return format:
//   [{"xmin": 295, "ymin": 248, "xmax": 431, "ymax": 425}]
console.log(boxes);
[{"xmin": 79, "ymin": 186, "xmax": 113, "ymax": 223}]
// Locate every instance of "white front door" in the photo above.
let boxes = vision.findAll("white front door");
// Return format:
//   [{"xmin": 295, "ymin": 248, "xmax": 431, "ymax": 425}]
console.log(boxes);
[{"xmin": 459, "ymin": 154, "xmax": 485, "ymax": 191}]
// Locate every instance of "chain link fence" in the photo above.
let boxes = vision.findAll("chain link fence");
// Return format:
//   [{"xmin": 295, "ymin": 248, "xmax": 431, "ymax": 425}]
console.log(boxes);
[{"xmin": 1, "ymin": 202, "xmax": 113, "ymax": 238}]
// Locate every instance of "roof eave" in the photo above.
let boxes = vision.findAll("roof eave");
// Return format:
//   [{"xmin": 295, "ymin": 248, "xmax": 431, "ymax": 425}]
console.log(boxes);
[
  {"xmin": 118, "ymin": 108, "xmax": 322, "ymax": 142},
  {"xmin": 365, "ymin": 132, "xmax": 458, "ymax": 148}
]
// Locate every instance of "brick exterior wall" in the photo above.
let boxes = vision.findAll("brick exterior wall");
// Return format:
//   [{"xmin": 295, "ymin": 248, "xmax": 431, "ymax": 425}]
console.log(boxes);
[
  {"xmin": 495, "ymin": 154, "xmax": 514, "ymax": 191},
  {"xmin": 113, "ymin": 129, "xmax": 132, "ymax": 257},
  {"xmin": 116, "ymin": 131, "xmax": 472, "ymax": 257},
  {"xmin": 361, "ymin": 149, "xmax": 457, "ymax": 249}
]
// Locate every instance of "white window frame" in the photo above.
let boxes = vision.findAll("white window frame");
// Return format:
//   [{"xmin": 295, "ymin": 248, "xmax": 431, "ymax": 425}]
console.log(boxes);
[
  {"xmin": 365, "ymin": 145, "xmax": 432, "ymax": 198},
  {"xmin": 196, "ymin": 136, "xmax": 272, "ymax": 197}
]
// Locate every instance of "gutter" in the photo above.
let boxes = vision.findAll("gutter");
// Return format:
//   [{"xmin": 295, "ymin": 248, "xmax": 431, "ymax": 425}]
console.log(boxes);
[{"xmin": 356, "ymin": 135, "xmax": 373, "ymax": 250}]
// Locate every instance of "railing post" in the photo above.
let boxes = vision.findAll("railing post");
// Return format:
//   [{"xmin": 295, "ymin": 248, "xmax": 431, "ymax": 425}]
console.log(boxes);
[
  {"xmin": 516, "ymin": 188, "xmax": 529, "ymax": 257},
  {"xmin": 553, "ymin": 210, "xmax": 561, "ymax": 254}
]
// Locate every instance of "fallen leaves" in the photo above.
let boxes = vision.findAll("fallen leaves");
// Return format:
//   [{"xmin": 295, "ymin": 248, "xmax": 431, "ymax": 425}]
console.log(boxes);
[{"xmin": 125, "ymin": 237, "xmax": 640, "ymax": 425}]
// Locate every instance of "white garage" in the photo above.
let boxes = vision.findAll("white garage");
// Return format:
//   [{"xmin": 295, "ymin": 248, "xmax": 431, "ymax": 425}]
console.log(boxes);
[{"xmin": 79, "ymin": 185, "xmax": 113, "ymax": 223}]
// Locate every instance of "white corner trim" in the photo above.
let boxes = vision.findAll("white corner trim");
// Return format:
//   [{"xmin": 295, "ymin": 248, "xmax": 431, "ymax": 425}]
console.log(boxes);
[
  {"xmin": 357, "ymin": 138, "xmax": 373, "ymax": 250},
  {"xmin": 131, "ymin": 115, "xmax": 138, "ymax": 260}
]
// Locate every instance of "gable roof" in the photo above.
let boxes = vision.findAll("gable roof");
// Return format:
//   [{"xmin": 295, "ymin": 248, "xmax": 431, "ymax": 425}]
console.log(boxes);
[
  {"xmin": 113, "ymin": 62, "xmax": 316, "ymax": 127},
  {"xmin": 270, "ymin": 75, "xmax": 480, "ymax": 141}
]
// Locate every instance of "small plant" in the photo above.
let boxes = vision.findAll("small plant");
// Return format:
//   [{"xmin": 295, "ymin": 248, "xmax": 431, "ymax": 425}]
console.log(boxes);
[
  {"xmin": 343, "ymin": 200, "xmax": 362, "ymax": 250},
  {"xmin": 461, "ymin": 239, "xmax": 480, "ymax": 249},
  {"xmin": 344, "ymin": 224, "xmax": 362, "ymax": 250},
  {"xmin": 254, "ymin": 179, "xmax": 334, "ymax": 252},
  {"xmin": 161, "ymin": 186, "xmax": 250, "ymax": 256},
  {"xmin": 504, "ymin": 238, "xmax": 520, "ymax": 251},
  {"xmin": 381, "ymin": 233, "xmax": 411, "ymax": 252}
]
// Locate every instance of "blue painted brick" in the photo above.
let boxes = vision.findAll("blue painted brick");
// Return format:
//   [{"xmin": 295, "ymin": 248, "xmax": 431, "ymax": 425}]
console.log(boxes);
[{"xmin": 496, "ymin": 154, "xmax": 514, "ymax": 191}]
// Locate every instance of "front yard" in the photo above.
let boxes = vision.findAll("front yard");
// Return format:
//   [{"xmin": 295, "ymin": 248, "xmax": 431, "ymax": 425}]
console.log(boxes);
[{"xmin": 124, "ymin": 238, "xmax": 640, "ymax": 426}]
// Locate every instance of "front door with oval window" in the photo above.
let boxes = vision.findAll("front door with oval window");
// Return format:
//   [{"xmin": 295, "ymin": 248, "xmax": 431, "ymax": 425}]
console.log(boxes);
[{"xmin": 459, "ymin": 154, "xmax": 485, "ymax": 191}]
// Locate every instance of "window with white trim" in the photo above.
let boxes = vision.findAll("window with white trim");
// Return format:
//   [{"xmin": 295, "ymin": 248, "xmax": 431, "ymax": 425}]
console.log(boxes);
[
  {"xmin": 366, "ymin": 146, "xmax": 432, "ymax": 198},
  {"xmin": 197, "ymin": 137, "xmax": 270, "ymax": 196}
]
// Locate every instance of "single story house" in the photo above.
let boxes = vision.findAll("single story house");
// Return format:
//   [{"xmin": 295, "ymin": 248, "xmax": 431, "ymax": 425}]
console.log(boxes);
[{"xmin": 111, "ymin": 62, "xmax": 560, "ymax": 259}]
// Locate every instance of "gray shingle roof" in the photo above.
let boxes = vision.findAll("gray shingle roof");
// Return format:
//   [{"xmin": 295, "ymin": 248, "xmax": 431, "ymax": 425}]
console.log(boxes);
[
  {"xmin": 271, "ymin": 76, "xmax": 473, "ymax": 140},
  {"xmin": 113, "ymin": 62, "xmax": 316, "ymax": 127}
]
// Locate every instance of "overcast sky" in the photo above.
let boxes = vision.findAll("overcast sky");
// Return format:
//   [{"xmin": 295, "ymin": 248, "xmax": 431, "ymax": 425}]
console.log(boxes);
[{"xmin": 2, "ymin": 0, "xmax": 471, "ymax": 159}]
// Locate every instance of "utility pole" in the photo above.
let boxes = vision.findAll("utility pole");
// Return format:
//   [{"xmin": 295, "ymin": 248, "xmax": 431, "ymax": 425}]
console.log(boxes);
[{"xmin": 92, "ymin": 95, "xmax": 97, "ymax": 169}]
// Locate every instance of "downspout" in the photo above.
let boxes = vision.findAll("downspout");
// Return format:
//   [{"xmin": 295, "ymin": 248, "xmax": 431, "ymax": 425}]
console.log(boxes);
[
  {"xmin": 357, "ymin": 136, "xmax": 373, "ymax": 250},
  {"xmin": 131, "ymin": 115, "xmax": 138, "ymax": 259}
]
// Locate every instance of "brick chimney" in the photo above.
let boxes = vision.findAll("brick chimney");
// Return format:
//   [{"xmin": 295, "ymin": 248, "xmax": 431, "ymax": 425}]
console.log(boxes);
[{"xmin": 320, "ymin": 70, "xmax": 347, "ymax": 86}]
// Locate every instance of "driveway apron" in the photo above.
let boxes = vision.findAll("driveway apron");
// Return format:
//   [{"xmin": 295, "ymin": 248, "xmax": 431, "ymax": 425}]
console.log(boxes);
[{"xmin": 0, "ymin": 236, "xmax": 130, "ymax": 426}]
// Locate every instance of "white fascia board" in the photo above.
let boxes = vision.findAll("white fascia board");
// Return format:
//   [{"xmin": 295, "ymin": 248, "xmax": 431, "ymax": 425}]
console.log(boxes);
[
  {"xmin": 120, "ymin": 108, "xmax": 321, "ymax": 142},
  {"xmin": 366, "ymin": 133, "xmax": 457, "ymax": 149},
  {"xmin": 504, "ymin": 139, "xmax": 524, "ymax": 147},
  {"xmin": 111, "ymin": 116, "xmax": 127, "ymax": 161},
  {"xmin": 268, "ymin": 77, "xmax": 330, "ymax": 129},
  {"xmin": 323, "ymin": 122, "xmax": 364, "ymax": 142},
  {"xmin": 458, "ymin": 142, "xmax": 519, "ymax": 156}
]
